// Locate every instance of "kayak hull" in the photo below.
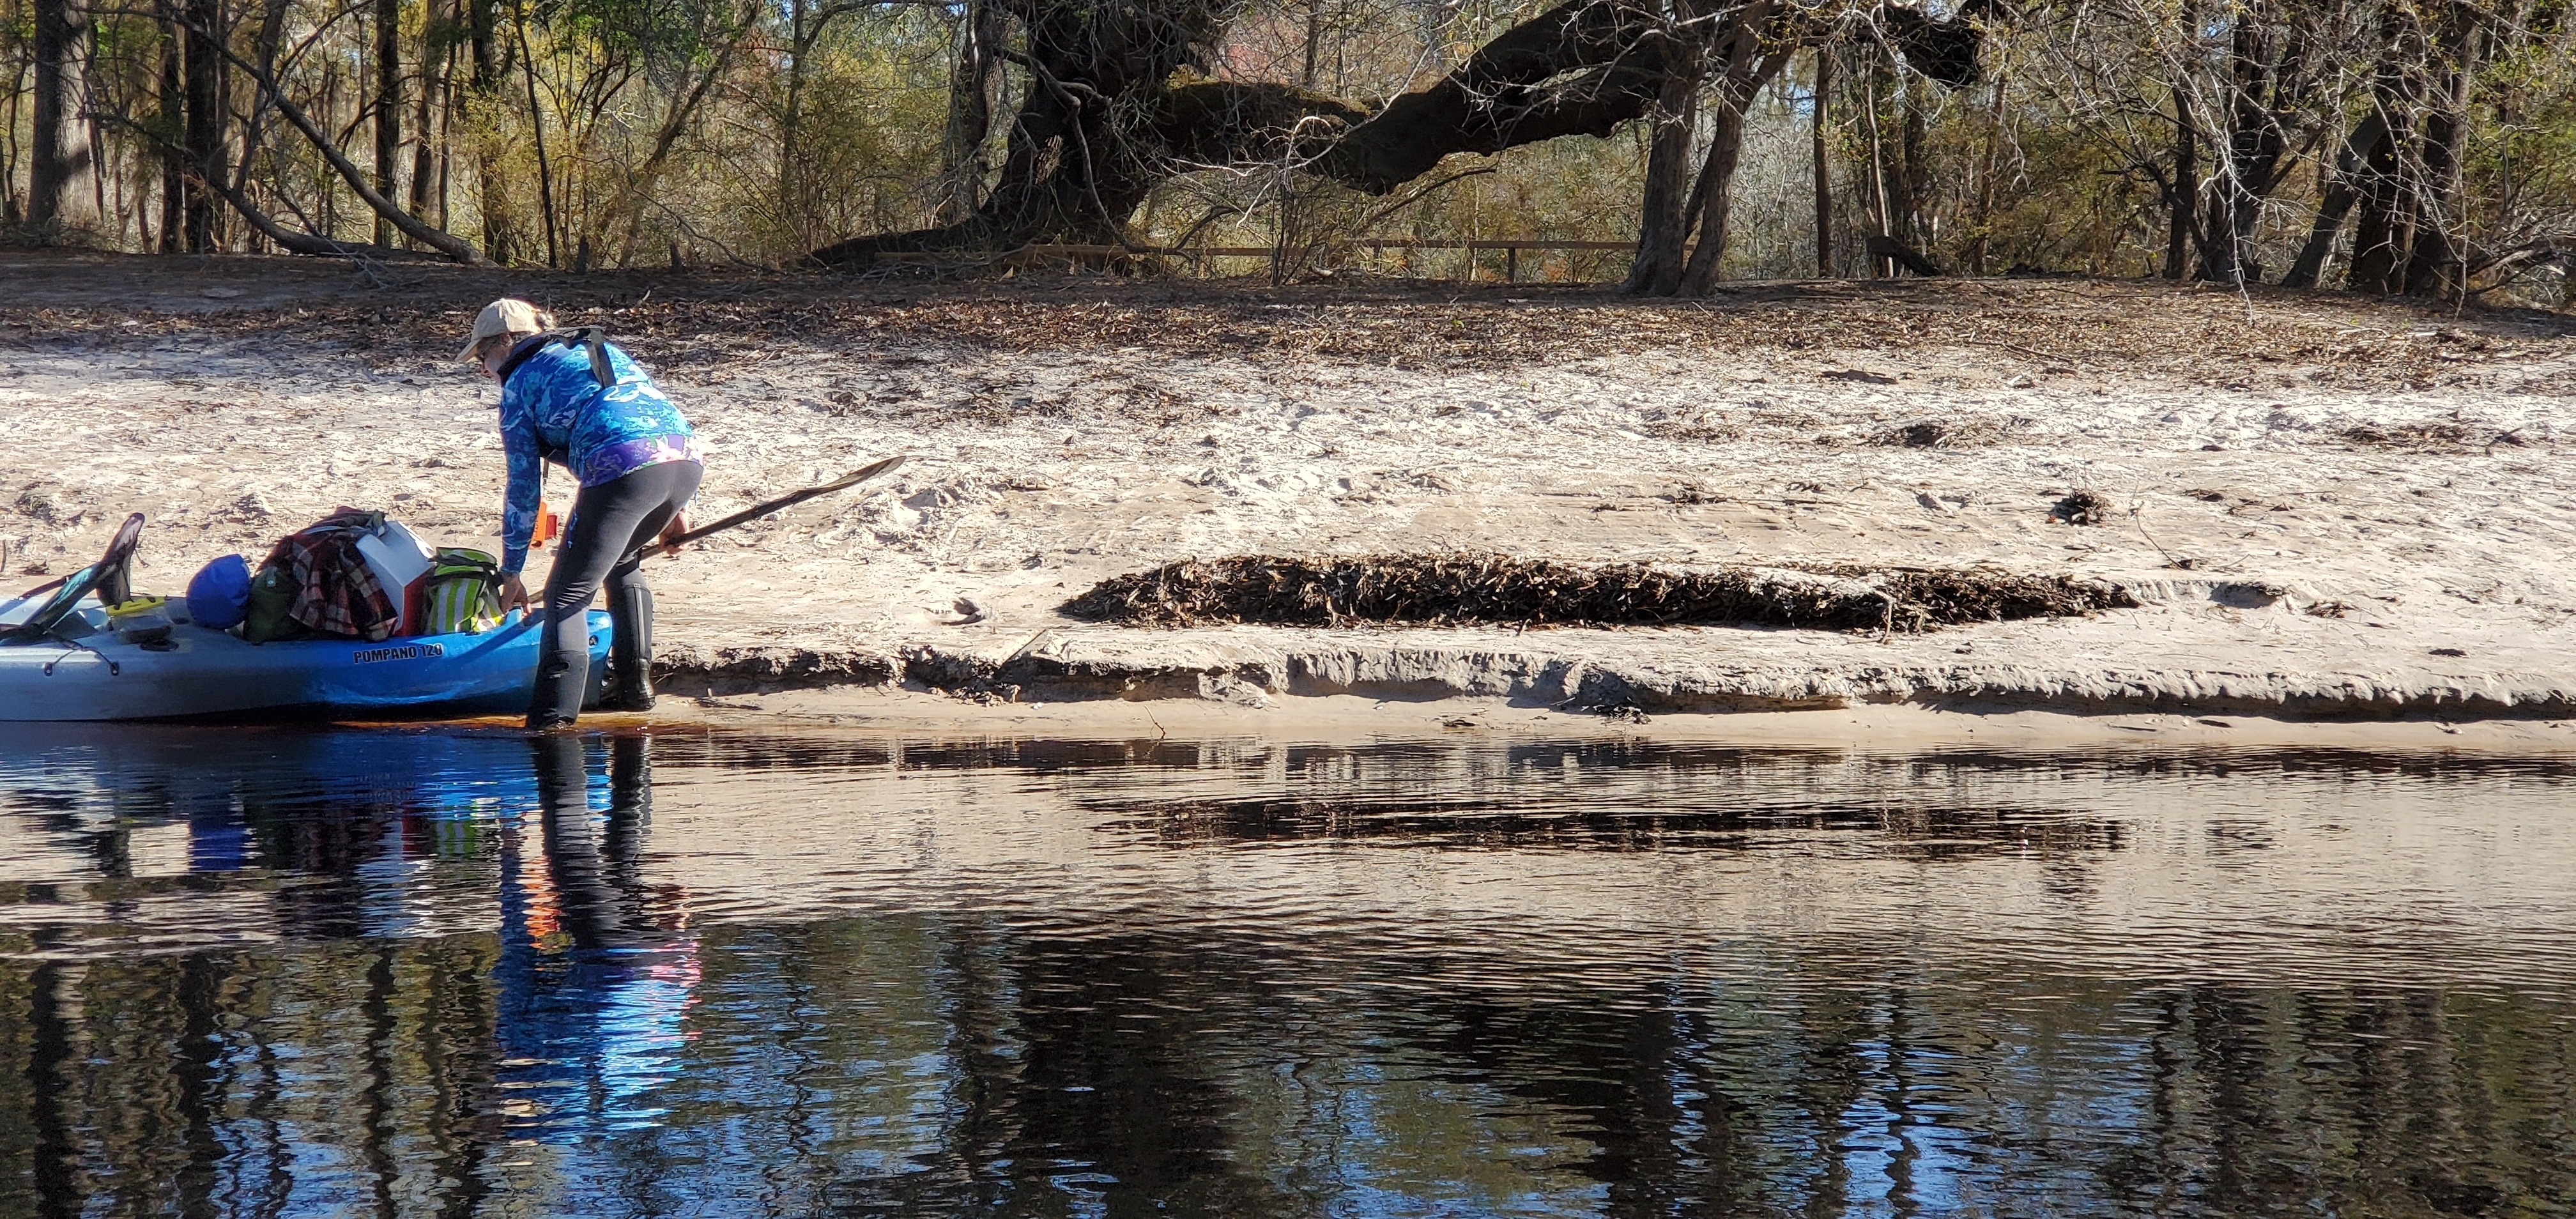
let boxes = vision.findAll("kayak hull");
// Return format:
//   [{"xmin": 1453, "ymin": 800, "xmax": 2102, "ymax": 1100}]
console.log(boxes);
[{"xmin": 0, "ymin": 611, "xmax": 610, "ymax": 722}]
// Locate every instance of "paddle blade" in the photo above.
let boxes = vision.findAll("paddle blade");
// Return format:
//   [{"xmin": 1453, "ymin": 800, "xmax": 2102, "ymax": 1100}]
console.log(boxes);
[{"xmin": 816, "ymin": 454, "xmax": 906, "ymax": 493}]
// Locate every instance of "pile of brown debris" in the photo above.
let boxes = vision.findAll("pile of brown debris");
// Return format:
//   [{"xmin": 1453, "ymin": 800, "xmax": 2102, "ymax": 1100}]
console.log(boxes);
[{"xmin": 1062, "ymin": 554, "xmax": 2136, "ymax": 632}]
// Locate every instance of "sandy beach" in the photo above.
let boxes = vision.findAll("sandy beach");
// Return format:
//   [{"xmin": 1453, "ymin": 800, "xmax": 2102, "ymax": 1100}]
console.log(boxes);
[{"xmin": 6, "ymin": 250, "xmax": 2573, "ymax": 737}]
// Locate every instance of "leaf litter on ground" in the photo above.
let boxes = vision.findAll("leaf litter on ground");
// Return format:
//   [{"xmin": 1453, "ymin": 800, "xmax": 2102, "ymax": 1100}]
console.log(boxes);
[{"xmin": 1062, "ymin": 554, "xmax": 2136, "ymax": 632}]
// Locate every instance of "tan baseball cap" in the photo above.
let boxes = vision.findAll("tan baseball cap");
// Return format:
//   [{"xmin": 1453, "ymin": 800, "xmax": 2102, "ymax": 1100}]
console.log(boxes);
[{"xmin": 457, "ymin": 298, "xmax": 553, "ymax": 360}]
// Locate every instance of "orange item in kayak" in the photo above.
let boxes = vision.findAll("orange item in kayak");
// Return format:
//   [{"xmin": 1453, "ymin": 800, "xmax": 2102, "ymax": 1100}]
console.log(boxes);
[{"xmin": 531, "ymin": 502, "xmax": 563, "ymax": 549}]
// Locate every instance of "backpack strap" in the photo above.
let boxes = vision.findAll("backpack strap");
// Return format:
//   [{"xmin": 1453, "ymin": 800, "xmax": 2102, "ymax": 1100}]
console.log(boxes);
[
  {"xmin": 494, "ymin": 326, "xmax": 617, "ymax": 388},
  {"xmin": 566, "ymin": 327, "xmax": 614, "ymax": 388}
]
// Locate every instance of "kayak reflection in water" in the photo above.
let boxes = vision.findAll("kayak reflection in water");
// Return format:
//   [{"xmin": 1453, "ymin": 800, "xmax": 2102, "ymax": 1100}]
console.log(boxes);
[
  {"xmin": 459, "ymin": 298, "xmax": 705, "ymax": 729},
  {"xmin": 498, "ymin": 733, "xmax": 701, "ymax": 1137}
]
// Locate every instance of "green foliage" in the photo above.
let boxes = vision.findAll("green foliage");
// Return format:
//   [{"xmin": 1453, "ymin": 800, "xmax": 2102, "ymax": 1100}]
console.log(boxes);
[{"xmin": 2465, "ymin": 24, "xmax": 2576, "ymax": 304}]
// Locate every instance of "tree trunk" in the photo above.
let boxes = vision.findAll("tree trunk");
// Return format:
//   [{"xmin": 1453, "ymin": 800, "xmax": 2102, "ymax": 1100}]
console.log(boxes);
[
  {"xmin": 1676, "ymin": 101, "xmax": 1747, "ymax": 295},
  {"xmin": 374, "ymin": 0, "xmax": 402, "ymax": 247},
  {"xmin": 1861, "ymin": 58, "xmax": 1890, "ymax": 274},
  {"xmin": 158, "ymin": 24, "xmax": 185, "ymax": 252},
  {"xmin": 1, "ymin": 61, "xmax": 22, "ymax": 225},
  {"xmin": 1966, "ymin": 68, "xmax": 2007, "ymax": 276},
  {"xmin": 2346, "ymin": 29, "xmax": 2418, "ymax": 294},
  {"xmin": 1302, "ymin": 0, "xmax": 1322, "ymax": 86},
  {"xmin": 1679, "ymin": 22, "xmax": 1790, "ymax": 296},
  {"xmin": 113, "ymin": 122, "xmax": 138, "ymax": 248},
  {"xmin": 233, "ymin": 0, "xmax": 292, "ymax": 254},
  {"xmin": 2163, "ymin": 78, "xmax": 2194, "ymax": 281},
  {"xmin": 2280, "ymin": 108, "xmax": 2384, "ymax": 288},
  {"xmin": 2196, "ymin": 29, "xmax": 2258, "ymax": 285},
  {"xmin": 181, "ymin": 0, "xmax": 227, "ymax": 251},
  {"xmin": 30, "ymin": 0, "xmax": 103, "ymax": 235},
  {"xmin": 1623, "ymin": 49, "xmax": 1701, "ymax": 296},
  {"xmin": 937, "ymin": 0, "xmax": 1008, "ymax": 226},
  {"xmin": 2401, "ymin": 19, "xmax": 2476, "ymax": 298},
  {"xmin": 2198, "ymin": 14, "xmax": 2310, "ymax": 287},
  {"xmin": 779, "ymin": 0, "xmax": 811, "ymax": 245},
  {"xmin": 468, "ymin": 0, "xmax": 495, "ymax": 82},
  {"xmin": 467, "ymin": 0, "xmax": 509, "ymax": 262},
  {"xmin": 512, "ymin": 0, "xmax": 557, "ymax": 266},
  {"xmin": 825, "ymin": 0, "xmax": 1662, "ymax": 263},
  {"xmin": 1895, "ymin": 75, "xmax": 1926, "ymax": 250},
  {"xmin": 409, "ymin": 0, "xmax": 448, "ymax": 229},
  {"xmin": 1811, "ymin": 47, "xmax": 1832, "ymax": 276}
]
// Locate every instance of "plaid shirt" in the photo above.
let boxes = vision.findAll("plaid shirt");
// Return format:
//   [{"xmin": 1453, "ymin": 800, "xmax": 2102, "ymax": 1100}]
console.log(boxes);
[{"xmin": 261, "ymin": 509, "xmax": 400, "ymax": 642}]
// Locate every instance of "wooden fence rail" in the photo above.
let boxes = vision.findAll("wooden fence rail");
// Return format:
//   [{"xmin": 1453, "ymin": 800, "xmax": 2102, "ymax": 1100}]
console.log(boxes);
[{"xmin": 873, "ymin": 239, "xmax": 1639, "ymax": 282}]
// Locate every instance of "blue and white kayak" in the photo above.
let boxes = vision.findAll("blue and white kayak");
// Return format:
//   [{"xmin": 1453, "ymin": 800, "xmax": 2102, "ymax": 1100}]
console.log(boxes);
[{"xmin": 0, "ymin": 601, "xmax": 610, "ymax": 722}]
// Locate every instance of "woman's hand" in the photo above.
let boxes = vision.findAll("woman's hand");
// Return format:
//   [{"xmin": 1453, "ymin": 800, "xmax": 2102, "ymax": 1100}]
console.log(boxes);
[
  {"xmin": 500, "ymin": 573, "xmax": 532, "ymax": 615},
  {"xmin": 653, "ymin": 512, "xmax": 689, "ymax": 556}
]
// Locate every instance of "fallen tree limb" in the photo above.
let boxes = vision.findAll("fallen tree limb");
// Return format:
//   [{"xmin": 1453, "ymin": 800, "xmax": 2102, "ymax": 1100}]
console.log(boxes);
[
  {"xmin": 93, "ymin": 107, "xmax": 434, "ymax": 262},
  {"xmin": 112, "ymin": 3, "xmax": 489, "ymax": 264}
]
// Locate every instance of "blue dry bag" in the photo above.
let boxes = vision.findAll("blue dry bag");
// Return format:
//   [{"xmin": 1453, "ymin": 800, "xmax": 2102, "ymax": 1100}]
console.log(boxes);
[{"xmin": 187, "ymin": 554, "xmax": 253, "ymax": 629}]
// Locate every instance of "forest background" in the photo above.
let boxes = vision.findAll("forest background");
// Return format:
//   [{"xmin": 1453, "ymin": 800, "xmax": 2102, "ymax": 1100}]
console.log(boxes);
[{"xmin": 1, "ymin": 0, "xmax": 2570, "ymax": 304}]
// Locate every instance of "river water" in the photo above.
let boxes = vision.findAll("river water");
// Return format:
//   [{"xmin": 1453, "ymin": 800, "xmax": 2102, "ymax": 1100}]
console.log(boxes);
[{"xmin": 1, "ymin": 723, "xmax": 2572, "ymax": 1216}]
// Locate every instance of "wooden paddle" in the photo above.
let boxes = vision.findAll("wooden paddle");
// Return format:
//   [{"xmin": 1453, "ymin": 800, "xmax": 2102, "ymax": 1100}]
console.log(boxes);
[{"xmin": 646, "ymin": 454, "xmax": 906, "ymax": 558}]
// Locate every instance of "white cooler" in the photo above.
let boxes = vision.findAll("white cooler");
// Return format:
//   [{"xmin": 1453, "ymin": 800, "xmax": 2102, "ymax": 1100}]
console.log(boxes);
[{"xmin": 353, "ymin": 519, "xmax": 437, "ymax": 635}]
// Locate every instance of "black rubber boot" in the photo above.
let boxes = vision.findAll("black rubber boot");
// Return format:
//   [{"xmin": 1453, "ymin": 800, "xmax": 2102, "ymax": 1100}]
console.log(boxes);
[
  {"xmin": 525, "ymin": 647, "xmax": 585, "ymax": 730},
  {"xmin": 599, "ymin": 583, "xmax": 656, "ymax": 712},
  {"xmin": 523, "ymin": 624, "xmax": 590, "ymax": 726}
]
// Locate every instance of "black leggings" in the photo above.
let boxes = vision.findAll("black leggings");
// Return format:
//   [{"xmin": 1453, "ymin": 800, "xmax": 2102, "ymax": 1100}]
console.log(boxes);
[{"xmin": 530, "ymin": 459, "xmax": 702, "ymax": 721}]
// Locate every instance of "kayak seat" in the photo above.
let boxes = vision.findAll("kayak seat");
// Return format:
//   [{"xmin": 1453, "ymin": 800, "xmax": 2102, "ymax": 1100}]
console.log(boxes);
[{"xmin": 2, "ymin": 514, "xmax": 144, "ymax": 645}]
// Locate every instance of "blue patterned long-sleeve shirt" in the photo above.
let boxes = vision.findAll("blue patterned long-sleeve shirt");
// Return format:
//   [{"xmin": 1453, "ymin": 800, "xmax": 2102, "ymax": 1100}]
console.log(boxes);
[{"xmin": 496, "ymin": 335, "xmax": 700, "ymax": 573}]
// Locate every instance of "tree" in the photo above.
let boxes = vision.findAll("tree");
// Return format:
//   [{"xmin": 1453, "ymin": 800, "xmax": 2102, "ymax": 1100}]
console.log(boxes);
[
  {"xmin": 374, "ymin": 0, "xmax": 400, "ymax": 246},
  {"xmin": 30, "ymin": 0, "xmax": 105, "ymax": 233},
  {"xmin": 2347, "ymin": 0, "xmax": 2480, "ymax": 296},
  {"xmin": 2196, "ymin": 5, "xmax": 2304, "ymax": 283},
  {"xmin": 1628, "ymin": 0, "xmax": 1799, "ymax": 296},
  {"xmin": 809, "ymin": 0, "xmax": 1980, "ymax": 293},
  {"xmin": 2279, "ymin": 107, "xmax": 2382, "ymax": 286},
  {"xmin": 408, "ymin": 0, "xmax": 454, "ymax": 231},
  {"xmin": 180, "ymin": 0, "xmax": 224, "ymax": 250},
  {"xmin": 153, "ymin": 11, "xmax": 180, "ymax": 250},
  {"xmin": 935, "ymin": 0, "xmax": 1008, "ymax": 225},
  {"xmin": 2191, "ymin": 0, "xmax": 2359, "ymax": 286}
]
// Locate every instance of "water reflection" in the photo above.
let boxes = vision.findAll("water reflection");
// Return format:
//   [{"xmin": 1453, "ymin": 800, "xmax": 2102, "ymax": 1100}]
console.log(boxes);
[{"xmin": 1, "ymin": 726, "xmax": 2573, "ymax": 1216}]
